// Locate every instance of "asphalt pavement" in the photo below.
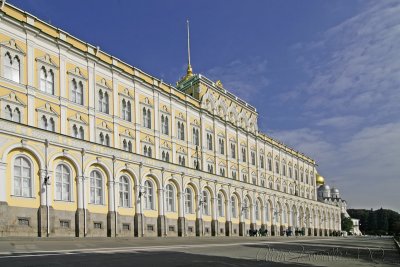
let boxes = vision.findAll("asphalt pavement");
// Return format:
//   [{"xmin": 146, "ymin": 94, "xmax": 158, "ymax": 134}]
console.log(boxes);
[{"xmin": 0, "ymin": 236, "xmax": 398, "ymax": 266}]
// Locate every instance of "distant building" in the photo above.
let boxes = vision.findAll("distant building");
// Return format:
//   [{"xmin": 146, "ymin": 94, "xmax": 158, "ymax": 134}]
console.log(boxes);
[{"xmin": 316, "ymin": 174, "xmax": 361, "ymax": 235}]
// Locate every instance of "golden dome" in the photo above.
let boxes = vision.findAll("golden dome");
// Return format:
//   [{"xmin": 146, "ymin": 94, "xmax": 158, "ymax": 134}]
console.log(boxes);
[{"xmin": 316, "ymin": 174, "xmax": 325, "ymax": 185}]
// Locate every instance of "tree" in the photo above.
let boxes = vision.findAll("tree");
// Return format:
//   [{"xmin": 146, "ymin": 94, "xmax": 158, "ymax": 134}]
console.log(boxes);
[{"xmin": 341, "ymin": 216, "xmax": 353, "ymax": 233}]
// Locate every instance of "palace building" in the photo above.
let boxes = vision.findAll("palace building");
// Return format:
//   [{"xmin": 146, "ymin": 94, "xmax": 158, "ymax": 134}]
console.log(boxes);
[{"xmin": 0, "ymin": 2, "xmax": 341, "ymax": 238}]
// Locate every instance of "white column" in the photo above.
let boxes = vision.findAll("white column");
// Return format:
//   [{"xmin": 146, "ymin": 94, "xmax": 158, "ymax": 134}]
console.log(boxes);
[
  {"xmin": 154, "ymin": 92, "xmax": 160, "ymax": 159},
  {"xmin": 171, "ymin": 108, "xmax": 176, "ymax": 164},
  {"xmin": 178, "ymin": 192, "xmax": 184, "ymax": 218},
  {"xmin": 39, "ymin": 170, "xmax": 47, "ymax": 206},
  {"xmin": 200, "ymin": 113, "xmax": 207, "ymax": 171},
  {"xmin": 26, "ymin": 39, "xmax": 34, "ymax": 88},
  {"xmin": 88, "ymin": 61, "xmax": 96, "ymax": 142},
  {"xmin": 158, "ymin": 188, "xmax": 164, "ymax": 216},
  {"xmin": 134, "ymin": 86, "xmax": 141, "ymax": 154},
  {"xmin": 0, "ymin": 162, "xmax": 7, "ymax": 202},
  {"xmin": 108, "ymin": 181, "xmax": 115, "ymax": 212},
  {"xmin": 112, "ymin": 73, "xmax": 119, "ymax": 149},
  {"xmin": 77, "ymin": 176, "xmax": 84, "ymax": 209}
]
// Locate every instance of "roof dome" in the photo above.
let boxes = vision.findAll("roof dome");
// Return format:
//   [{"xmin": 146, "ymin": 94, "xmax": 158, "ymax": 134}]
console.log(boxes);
[
  {"xmin": 320, "ymin": 184, "xmax": 330, "ymax": 191},
  {"xmin": 316, "ymin": 173, "xmax": 325, "ymax": 185},
  {"xmin": 331, "ymin": 187, "xmax": 339, "ymax": 193}
]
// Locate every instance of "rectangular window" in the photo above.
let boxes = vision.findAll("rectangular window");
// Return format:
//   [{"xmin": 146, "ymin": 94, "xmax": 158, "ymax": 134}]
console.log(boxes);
[
  {"xmin": 188, "ymin": 226, "xmax": 194, "ymax": 233},
  {"xmin": 122, "ymin": 224, "xmax": 130, "ymax": 230},
  {"xmin": 18, "ymin": 218, "xmax": 30, "ymax": 226},
  {"xmin": 168, "ymin": 226, "xmax": 175, "ymax": 232},
  {"xmin": 94, "ymin": 222, "xmax": 102, "ymax": 229},
  {"xmin": 60, "ymin": 220, "xmax": 70, "ymax": 228},
  {"xmin": 205, "ymin": 227, "xmax": 210, "ymax": 234},
  {"xmin": 147, "ymin": 224, "xmax": 154, "ymax": 231}
]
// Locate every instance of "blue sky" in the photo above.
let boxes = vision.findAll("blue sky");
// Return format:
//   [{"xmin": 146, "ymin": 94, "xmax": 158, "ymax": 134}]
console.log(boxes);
[{"xmin": 10, "ymin": 0, "xmax": 399, "ymax": 212}]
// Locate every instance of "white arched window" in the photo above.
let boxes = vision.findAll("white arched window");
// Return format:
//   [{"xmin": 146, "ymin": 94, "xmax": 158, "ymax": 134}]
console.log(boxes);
[
  {"xmin": 177, "ymin": 122, "xmax": 185, "ymax": 140},
  {"xmin": 13, "ymin": 156, "xmax": 32, "ymax": 197},
  {"xmin": 207, "ymin": 133, "xmax": 212, "ymax": 150},
  {"xmin": 217, "ymin": 193, "xmax": 224, "ymax": 217},
  {"xmin": 121, "ymin": 99, "xmax": 131, "ymax": 121},
  {"xmin": 142, "ymin": 108, "xmax": 151, "ymax": 128},
  {"xmin": 165, "ymin": 184, "xmax": 175, "ymax": 212},
  {"xmin": 4, "ymin": 105, "xmax": 12, "ymax": 120},
  {"xmin": 219, "ymin": 138, "xmax": 224, "ymax": 154},
  {"xmin": 202, "ymin": 190, "xmax": 209, "ymax": 215},
  {"xmin": 98, "ymin": 90, "xmax": 109, "ymax": 113},
  {"xmin": 55, "ymin": 164, "xmax": 71, "ymax": 201},
  {"xmin": 90, "ymin": 170, "xmax": 103, "ymax": 204},
  {"xmin": 161, "ymin": 115, "xmax": 169, "ymax": 135},
  {"xmin": 231, "ymin": 196, "xmax": 237, "ymax": 218},
  {"xmin": 4, "ymin": 53, "xmax": 20, "ymax": 83},
  {"xmin": 13, "ymin": 107, "xmax": 21, "ymax": 123},
  {"xmin": 40, "ymin": 67, "xmax": 54, "ymax": 95},
  {"xmin": 185, "ymin": 187, "xmax": 193, "ymax": 214},
  {"xmin": 119, "ymin": 176, "xmax": 130, "ymax": 207},
  {"xmin": 71, "ymin": 79, "xmax": 84, "ymax": 105},
  {"xmin": 193, "ymin": 128, "xmax": 199, "ymax": 145},
  {"xmin": 144, "ymin": 180, "xmax": 154, "ymax": 210}
]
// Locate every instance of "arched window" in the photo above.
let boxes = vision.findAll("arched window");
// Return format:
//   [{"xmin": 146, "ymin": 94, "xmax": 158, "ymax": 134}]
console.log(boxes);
[
  {"xmin": 73, "ymin": 125, "xmax": 78, "ymax": 138},
  {"xmin": 207, "ymin": 133, "xmax": 212, "ymax": 150},
  {"xmin": 219, "ymin": 138, "xmax": 224, "ymax": 154},
  {"xmin": 142, "ymin": 107, "xmax": 147, "ymax": 127},
  {"xmin": 123, "ymin": 139, "xmax": 127, "ymax": 151},
  {"xmin": 147, "ymin": 109, "xmax": 151, "ymax": 128},
  {"xmin": 55, "ymin": 164, "xmax": 71, "ymax": 201},
  {"xmin": 267, "ymin": 157, "xmax": 272, "ymax": 171},
  {"xmin": 241, "ymin": 147, "xmax": 246, "ymax": 162},
  {"xmin": 144, "ymin": 180, "xmax": 154, "ymax": 210},
  {"xmin": 71, "ymin": 79, "xmax": 83, "ymax": 105},
  {"xmin": 202, "ymin": 190, "xmax": 209, "ymax": 215},
  {"xmin": 185, "ymin": 187, "xmax": 193, "ymax": 214},
  {"xmin": 231, "ymin": 196, "xmax": 237, "ymax": 218},
  {"xmin": 99, "ymin": 132, "xmax": 104, "ymax": 145},
  {"xmin": 49, "ymin": 117, "xmax": 55, "ymax": 132},
  {"xmin": 3, "ymin": 52, "xmax": 12, "ymax": 80},
  {"xmin": 40, "ymin": 67, "xmax": 46, "ymax": 92},
  {"xmin": 165, "ymin": 184, "xmax": 175, "ymax": 212},
  {"xmin": 165, "ymin": 152, "xmax": 169, "ymax": 162},
  {"xmin": 164, "ymin": 116, "xmax": 169, "ymax": 135},
  {"xmin": 4, "ymin": 105, "xmax": 12, "ymax": 120},
  {"xmin": 79, "ymin": 126, "xmax": 84, "ymax": 140},
  {"xmin": 275, "ymin": 161, "xmax": 280, "ymax": 174},
  {"xmin": 90, "ymin": 170, "xmax": 103, "ymax": 204},
  {"xmin": 13, "ymin": 156, "xmax": 32, "ymax": 197},
  {"xmin": 98, "ymin": 90, "xmax": 109, "ymax": 113},
  {"xmin": 39, "ymin": 67, "xmax": 54, "ymax": 94},
  {"xmin": 122, "ymin": 99, "xmax": 131, "ymax": 121},
  {"xmin": 13, "ymin": 107, "xmax": 21, "ymax": 123},
  {"xmin": 217, "ymin": 193, "xmax": 224, "ymax": 217},
  {"xmin": 192, "ymin": 127, "xmax": 197, "ymax": 144},
  {"xmin": 127, "ymin": 101, "xmax": 131, "ymax": 121},
  {"xmin": 119, "ymin": 176, "xmax": 130, "ymax": 207},
  {"xmin": 41, "ymin": 115, "xmax": 47, "ymax": 130},
  {"xmin": 105, "ymin": 134, "xmax": 110, "ymax": 146},
  {"xmin": 128, "ymin": 141, "xmax": 132, "ymax": 152},
  {"xmin": 4, "ymin": 53, "xmax": 20, "ymax": 83}
]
